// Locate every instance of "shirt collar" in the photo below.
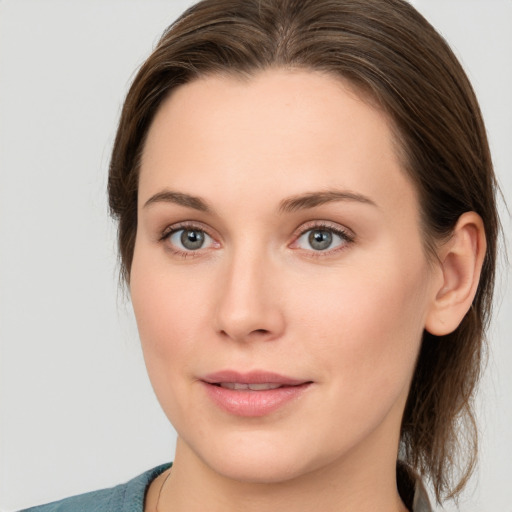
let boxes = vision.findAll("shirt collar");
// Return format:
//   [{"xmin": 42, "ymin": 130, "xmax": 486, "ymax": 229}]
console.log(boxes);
[{"xmin": 397, "ymin": 461, "xmax": 433, "ymax": 512}]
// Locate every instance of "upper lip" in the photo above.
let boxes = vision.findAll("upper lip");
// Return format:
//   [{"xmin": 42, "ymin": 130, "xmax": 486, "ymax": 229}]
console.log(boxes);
[{"xmin": 202, "ymin": 370, "xmax": 310, "ymax": 386}]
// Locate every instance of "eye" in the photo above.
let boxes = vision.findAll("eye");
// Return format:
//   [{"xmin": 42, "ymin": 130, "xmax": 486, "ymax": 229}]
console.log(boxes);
[
  {"xmin": 294, "ymin": 225, "xmax": 353, "ymax": 253},
  {"xmin": 166, "ymin": 227, "xmax": 215, "ymax": 252}
]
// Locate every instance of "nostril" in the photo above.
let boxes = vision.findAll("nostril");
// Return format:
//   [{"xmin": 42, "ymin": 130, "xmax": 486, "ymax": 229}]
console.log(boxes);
[
  {"xmin": 215, "ymin": 302, "xmax": 285, "ymax": 342},
  {"xmin": 247, "ymin": 328, "xmax": 278, "ymax": 341}
]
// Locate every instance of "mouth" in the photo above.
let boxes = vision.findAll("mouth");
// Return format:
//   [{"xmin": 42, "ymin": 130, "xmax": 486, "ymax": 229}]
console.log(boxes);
[
  {"xmin": 200, "ymin": 370, "xmax": 313, "ymax": 417},
  {"xmin": 202, "ymin": 369, "xmax": 310, "ymax": 387},
  {"xmin": 215, "ymin": 382, "xmax": 285, "ymax": 390}
]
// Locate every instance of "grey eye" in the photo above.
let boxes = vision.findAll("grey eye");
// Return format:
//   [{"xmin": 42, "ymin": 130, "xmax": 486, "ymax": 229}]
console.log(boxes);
[
  {"xmin": 295, "ymin": 227, "xmax": 348, "ymax": 252},
  {"xmin": 169, "ymin": 228, "xmax": 211, "ymax": 251},
  {"xmin": 308, "ymin": 230, "xmax": 333, "ymax": 250}
]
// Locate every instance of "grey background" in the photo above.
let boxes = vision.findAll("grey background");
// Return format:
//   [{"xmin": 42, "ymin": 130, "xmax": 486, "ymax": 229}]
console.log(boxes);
[{"xmin": 1, "ymin": 1, "xmax": 510, "ymax": 510}]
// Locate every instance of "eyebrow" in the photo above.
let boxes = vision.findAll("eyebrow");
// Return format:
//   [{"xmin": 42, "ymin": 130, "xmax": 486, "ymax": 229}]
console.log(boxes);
[
  {"xmin": 142, "ymin": 188, "xmax": 377, "ymax": 214},
  {"xmin": 143, "ymin": 190, "xmax": 212, "ymax": 212},
  {"xmin": 278, "ymin": 190, "xmax": 378, "ymax": 213}
]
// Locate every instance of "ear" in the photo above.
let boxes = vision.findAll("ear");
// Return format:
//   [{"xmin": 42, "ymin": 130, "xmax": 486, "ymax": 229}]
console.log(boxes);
[{"xmin": 425, "ymin": 212, "xmax": 487, "ymax": 336}]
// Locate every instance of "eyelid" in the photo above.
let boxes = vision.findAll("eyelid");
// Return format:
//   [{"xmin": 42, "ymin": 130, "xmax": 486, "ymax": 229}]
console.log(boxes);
[
  {"xmin": 158, "ymin": 219, "xmax": 354, "ymax": 258},
  {"xmin": 160, "ymin": 220, "xmax": 211, "ymax": 239},
  {"xmin": 290, "ymin": 220, "xmax": 355, "ymax": 254},
  {"xmin": 159, "ymin": 221, "xmax": 221, "ymax": 255}
]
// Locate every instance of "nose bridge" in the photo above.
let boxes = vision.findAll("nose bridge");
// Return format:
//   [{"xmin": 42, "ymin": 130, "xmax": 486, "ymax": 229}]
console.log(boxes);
[{"xmin": 214, "ymin": 241, "xmax": 284, "ymax": 342}]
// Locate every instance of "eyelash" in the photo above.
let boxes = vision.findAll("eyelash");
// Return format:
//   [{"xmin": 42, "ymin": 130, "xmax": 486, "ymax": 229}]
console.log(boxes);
[
  {"xmin": 159, "ymin": 222, "xmax": 218, "ymax": 259},
  {"xmin": 159, "ymin": 221, "xmax": 355, "ymax": 258},
  {"xmin": 291, "ymin": 222, "xmax": 355, "ymax": 258}
]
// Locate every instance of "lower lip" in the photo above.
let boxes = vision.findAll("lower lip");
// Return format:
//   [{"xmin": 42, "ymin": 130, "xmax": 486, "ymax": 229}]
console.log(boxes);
[{"xmin": 202, "ymin": 382, "xmax": 312, "ymax": 417}]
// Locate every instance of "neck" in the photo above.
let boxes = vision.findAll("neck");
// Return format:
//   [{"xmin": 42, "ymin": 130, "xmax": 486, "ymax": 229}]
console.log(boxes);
[{"xmin": 154, "ymin": 437, "xmax": 408, "ymax": 512}]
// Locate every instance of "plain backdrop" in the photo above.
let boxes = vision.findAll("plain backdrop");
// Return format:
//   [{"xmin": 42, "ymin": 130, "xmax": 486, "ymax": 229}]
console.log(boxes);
[{"xmin": 0, "ymin": 1, "xmax": 510, "ymax": 510}]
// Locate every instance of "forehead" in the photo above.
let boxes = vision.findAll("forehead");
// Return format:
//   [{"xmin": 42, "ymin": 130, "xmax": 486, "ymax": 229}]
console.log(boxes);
[{"xmin": 139, "ymin": 69, "xmax": 417, "ymax": 218}]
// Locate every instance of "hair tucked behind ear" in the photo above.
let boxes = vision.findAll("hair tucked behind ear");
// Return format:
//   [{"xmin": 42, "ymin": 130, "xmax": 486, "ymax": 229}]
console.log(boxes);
[{"xmin": 108, "ymin": 0, "xmax": 499, "ymax": 502}]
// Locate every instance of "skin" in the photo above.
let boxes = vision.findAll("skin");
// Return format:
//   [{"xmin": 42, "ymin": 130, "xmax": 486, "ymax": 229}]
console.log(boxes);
[{"xmin": 130, "ymin": 69, "xmax": 483, "ymax": 512}]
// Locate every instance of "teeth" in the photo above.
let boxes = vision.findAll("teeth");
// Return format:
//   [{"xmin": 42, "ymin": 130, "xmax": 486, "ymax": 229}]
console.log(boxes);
[
  {"xmin": 249, "ymin": 383, "xmax": 281, "ymax": 391},
  {"xmin": 219, "ymin": 383, "xmax": 249, "ymax": 390},
  {"xmin": 248, "ymin": 383, "xmax": 282, "ymax": 390},
  {"xmin": 219, "ymin": 382, "xmax": 282, "ymax": 390}
]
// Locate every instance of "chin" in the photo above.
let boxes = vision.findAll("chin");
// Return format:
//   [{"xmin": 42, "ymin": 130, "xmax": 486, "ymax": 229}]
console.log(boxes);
[
  {"xmin": 211, "ymin": 454, "xmax": 311, "ymax": 484},
  {"xmin": 187, "ymin": 430, "xmax": 330, "ymax": 485}
]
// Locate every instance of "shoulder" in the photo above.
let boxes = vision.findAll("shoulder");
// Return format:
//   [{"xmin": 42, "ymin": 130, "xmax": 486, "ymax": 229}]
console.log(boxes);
[
  {"xmin": 20, "ymin": 485, "xmax": 119, "ymax": 512},
  {"xmin": 19, "ymin": 463, "xmax": 172, "ymax": 512}
]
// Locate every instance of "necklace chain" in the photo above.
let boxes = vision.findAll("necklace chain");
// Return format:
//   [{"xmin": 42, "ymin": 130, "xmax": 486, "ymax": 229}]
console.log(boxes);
[{"xmin": 155, "ymin": 469, "xmax": 173, "ymax": 512}]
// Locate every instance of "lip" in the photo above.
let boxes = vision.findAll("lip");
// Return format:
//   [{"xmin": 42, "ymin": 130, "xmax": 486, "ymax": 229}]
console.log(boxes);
[
  {"xmin": 201, "ymin": 370, "xmax": 312, "ymax": 417},
  {"xmin": 202, "ymin": 370, "xmax": 308, "ymax": 386}
]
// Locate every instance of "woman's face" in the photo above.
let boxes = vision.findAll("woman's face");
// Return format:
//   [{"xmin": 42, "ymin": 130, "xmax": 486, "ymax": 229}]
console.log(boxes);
[{"xmin": 131, "ymin": 70, "xmax": 441, "ymax": 483}]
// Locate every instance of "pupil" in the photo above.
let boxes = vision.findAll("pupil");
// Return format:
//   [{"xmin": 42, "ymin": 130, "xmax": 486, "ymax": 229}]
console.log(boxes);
[
  {"xmin": 309, "ymin": 230, "xmax": 332, "ymax": 251},
  {"xmin": 181, "ymin": 230, "xmax": 205, "ymax": 250}
]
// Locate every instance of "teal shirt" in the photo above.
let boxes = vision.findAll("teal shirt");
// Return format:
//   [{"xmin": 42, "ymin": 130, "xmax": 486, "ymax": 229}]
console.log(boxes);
[{"xmin": 20, "ymin": 463, "xmax": 172, "ymax": 512}]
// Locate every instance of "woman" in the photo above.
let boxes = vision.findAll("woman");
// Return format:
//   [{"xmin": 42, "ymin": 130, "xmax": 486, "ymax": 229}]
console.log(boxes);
[{"xmin": 20, "ymin": 0, "xmax": 499, "ymax": 511}]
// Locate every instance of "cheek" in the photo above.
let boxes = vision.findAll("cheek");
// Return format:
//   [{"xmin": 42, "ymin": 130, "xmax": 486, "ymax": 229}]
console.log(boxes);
[
  {"xmin": 131, "ymin": 272, "xmax": 207, "ymax": 360},
  {"xmin": 130, "ymin": 260, "xmax": 213, "ymax": 429},
  {"xmin": 129, "ymin": 245, "xmax": 210, "ymax": 384},
  {"xmin": 297, "ymin": 255, "xmax": 431, "ymax": 394}
]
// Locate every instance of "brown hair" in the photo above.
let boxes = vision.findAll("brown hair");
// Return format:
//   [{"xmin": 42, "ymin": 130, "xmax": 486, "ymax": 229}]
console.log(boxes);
[{"xmin": 108, "ymin": 0, "xmax": 499, "ymax": 503}]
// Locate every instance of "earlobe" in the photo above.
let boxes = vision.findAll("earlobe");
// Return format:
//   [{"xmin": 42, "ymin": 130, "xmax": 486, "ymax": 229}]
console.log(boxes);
[{"xmin": 425, "ymin": 212, "xmax": 486, "ymax": 336}]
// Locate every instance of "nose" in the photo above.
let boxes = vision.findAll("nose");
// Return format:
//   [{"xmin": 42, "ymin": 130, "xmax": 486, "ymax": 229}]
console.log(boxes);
[{"xmin": 214, "ymin": 248, "xmax": 286, "ymax": 343}]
